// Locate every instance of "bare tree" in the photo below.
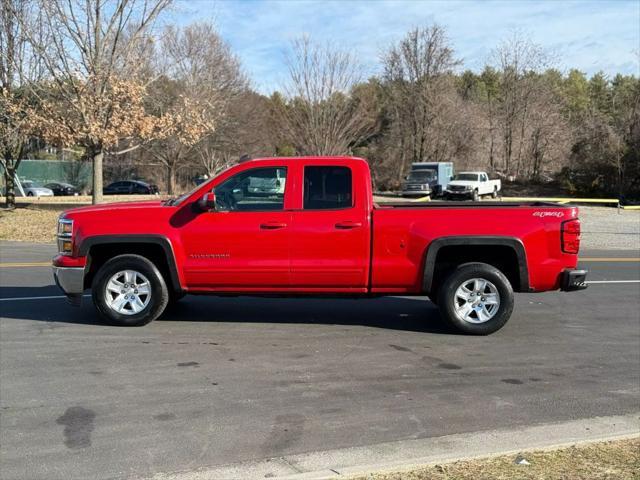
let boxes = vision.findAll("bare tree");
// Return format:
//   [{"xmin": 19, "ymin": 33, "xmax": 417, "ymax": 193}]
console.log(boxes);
[
  {"xmin": 21, "ymin": 0, "xmax": 170, "ymax": 203},
  {"xmin": 381, "ymin": 25, "xmax": 461, "ymax": 182},
  {"xmin": 276, "ymin": 36, "xmax": 375, "ymax": 156},
  {"xmin": 0, "ymin": 0, "xmax": 41, "ymax": 207},
  {"xmin": 195, "ymin": 91, "xmax": 275, "ymax": 177},
  {"xmin": 526, "ymin": 87, "xmax": 572, "ymax": 179},
  {"xmin": 492, "ymin": 32, "xmax": 550, "ymax": 176},
  {"xmin": 145, "ymin": 22, "xmax": 246, "ymax": 194}
]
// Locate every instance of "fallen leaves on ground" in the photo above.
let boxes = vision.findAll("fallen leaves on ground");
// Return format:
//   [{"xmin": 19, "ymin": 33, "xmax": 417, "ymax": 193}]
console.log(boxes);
[{"xmin": 350, "ymin": 438, "xmax": 639, "ymax": 480}]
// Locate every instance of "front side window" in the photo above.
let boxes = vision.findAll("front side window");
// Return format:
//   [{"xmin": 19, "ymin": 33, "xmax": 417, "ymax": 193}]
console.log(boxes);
[
  {"xmin": 304, "ymin": 166, "xmax": 352, "ymax": 210},
  {"xmin": 214, "ymin": 167, "xmax": 287, "ymax": 211}
]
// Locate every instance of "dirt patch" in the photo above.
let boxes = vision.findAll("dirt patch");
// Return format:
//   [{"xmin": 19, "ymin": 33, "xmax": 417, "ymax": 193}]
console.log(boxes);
[
  {"xmin": 349, "ymin": 437, "xmax": 639, "ymax": 480},
  {"xmin": 500, "ymin": 182, "xmax": 571, "ymax": 198}
]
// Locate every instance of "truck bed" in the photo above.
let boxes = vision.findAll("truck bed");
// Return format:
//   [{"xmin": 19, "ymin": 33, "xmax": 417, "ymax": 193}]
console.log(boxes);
[{"xmin": 375, "ymin": 201, "xmax": 564, "ymax": 209}]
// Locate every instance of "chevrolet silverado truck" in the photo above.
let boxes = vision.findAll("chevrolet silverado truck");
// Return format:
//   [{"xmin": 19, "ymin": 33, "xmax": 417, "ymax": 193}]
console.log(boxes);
[
  {"xmin": 52, "ymin": 157, "xmax": 586, "ymax": 335},
  {"xmin": 444, "ymin": 171, "xmax": 501, "ymax": 201}
]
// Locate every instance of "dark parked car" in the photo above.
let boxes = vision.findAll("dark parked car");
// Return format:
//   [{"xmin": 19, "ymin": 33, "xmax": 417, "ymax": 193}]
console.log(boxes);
[
  {"xmin": 103, "ymin": 180, "xmax": 159, "ymax": 195},
  {"xmin": 45, "ymin": 182, "xmax": 80, "ymax": 196}
]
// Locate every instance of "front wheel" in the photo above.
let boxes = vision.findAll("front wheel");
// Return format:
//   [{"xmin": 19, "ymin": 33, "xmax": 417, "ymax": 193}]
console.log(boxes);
[
  {"xmin": 472, "ymin": 189, "xmax": 479, "ymax": 202},
  {"xmin": 437, "ymin": 262, "xmax": 514, "ymax": 335},
  {"xmin": 92, "ymin": 254, "xmax": 169, "ymax": 326}
]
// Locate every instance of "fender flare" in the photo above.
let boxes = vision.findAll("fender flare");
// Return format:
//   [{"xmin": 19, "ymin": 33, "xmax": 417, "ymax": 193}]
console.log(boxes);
[
  {"xmin": 78, "ymin": 235, "xmax": 182, "ymax": 292},
  {"xmin": 422, "ymin": 236, "xmax": 530, "ymax": 293}
]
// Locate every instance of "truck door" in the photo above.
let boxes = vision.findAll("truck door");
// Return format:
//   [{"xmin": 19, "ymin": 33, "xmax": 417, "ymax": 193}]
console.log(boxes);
[
  {"xmin": 180, "ymin": 166, "xmax": 291, "ymax": 289},
  {"xmin": 480, "ymin": 173, "xmax": 489, "ymax": 194},
  {"xmin": 290, "ymin": 165, "xmax": 370, "ymax": 290}
]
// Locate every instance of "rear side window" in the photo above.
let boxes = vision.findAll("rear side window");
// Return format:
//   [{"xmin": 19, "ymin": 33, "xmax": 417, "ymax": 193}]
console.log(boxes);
[{"xmin": 304, "ymin": 166, "xmax": 352, "ymax": 210}]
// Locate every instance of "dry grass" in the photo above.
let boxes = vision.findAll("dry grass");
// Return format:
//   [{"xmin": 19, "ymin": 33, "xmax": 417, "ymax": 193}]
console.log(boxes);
[
  {"xmin": 0, "ymin": 207, "xmax": 61, "ymax": 243},
  {"xmin": 350, "ymin": 438, "xmax": 640, "ymax": 480}
]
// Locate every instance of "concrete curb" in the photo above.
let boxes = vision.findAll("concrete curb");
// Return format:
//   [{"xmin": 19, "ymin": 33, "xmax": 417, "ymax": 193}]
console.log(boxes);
[{"xmin": 149, "ymin": 413, "xmax": 639, "ymax": 480}]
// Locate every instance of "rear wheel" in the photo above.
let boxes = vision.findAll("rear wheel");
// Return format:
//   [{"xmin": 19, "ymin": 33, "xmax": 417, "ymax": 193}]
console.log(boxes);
[
  {"xmin": 437, "ymin": 262, "xmax": 514, "ymax": 335},
  {"xmin": 92, "ymin": 254, "xmax": 169, "ymax": 326},
  {"xmin": 491, "ymin": 187, "xmax": 498, "ymax": 199}
]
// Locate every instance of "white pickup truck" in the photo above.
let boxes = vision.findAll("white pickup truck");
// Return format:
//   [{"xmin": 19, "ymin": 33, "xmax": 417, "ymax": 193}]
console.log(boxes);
[{"xmin": 444, "ymin": 172, "xmax": 501, "ymax": 201}]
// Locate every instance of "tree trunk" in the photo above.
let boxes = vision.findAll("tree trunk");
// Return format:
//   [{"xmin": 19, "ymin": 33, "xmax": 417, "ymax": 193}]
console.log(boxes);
[
  {"xmin": 4, "ymin": 167, "xmax": 16, "ymax": 209},
  {"xmin": 166, "ymin": 164, "xmax": 176, "ymax": 195},
  {"xmin": 92, "ymin": 149, "xmax": 104, "ymax": 205}
]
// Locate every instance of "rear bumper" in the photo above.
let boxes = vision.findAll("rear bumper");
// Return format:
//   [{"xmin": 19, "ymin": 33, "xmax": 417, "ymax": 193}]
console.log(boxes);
[
  {"xmin": 560, "ymin": 269, "xmax": 588, "ymax": 291},
  {"xmin": 52, "ymin": 266, "xmax": 84, "ymax": 305}
]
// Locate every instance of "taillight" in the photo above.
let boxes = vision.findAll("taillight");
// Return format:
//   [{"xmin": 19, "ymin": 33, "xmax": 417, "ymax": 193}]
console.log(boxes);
[{"xmin": 561, "ymin": 219, "xmax": 581, "ymax": 254}]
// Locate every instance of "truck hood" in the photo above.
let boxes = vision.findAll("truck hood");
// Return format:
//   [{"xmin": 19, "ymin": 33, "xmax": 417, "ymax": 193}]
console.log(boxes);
[
  {"xmin": 62, "ymin": 200, "xmax": 166, "ymax": 217},
  {"xmin": 447, "ymin": 180, "xmax": 476, "ymax": 188}
]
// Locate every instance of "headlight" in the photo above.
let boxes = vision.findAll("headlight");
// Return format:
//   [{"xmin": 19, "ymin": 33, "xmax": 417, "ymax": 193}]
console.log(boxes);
[{"xmin": 57, "ymin": 218, "xmax": 73, "ymax": 255}]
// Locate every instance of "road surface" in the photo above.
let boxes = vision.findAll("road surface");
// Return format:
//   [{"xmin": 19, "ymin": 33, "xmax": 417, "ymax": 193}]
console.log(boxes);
[{"xmin": 0, "ymin": 242, "xmax": 638, "ymax": 479}]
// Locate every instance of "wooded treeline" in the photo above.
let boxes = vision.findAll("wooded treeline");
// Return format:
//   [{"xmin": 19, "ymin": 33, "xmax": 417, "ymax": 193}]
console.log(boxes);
[{"xmin": 1, "ymin": 0, "xmax": 638, "ymax": 206}]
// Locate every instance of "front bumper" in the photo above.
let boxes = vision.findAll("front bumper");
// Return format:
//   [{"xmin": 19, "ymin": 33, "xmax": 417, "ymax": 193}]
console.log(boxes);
[
  {"xmin": 445, "ymin": 190, "xmax": 472, "ymax": 197},
  {"xmin": 402, "ymin": 187, "xmax": 431, "ymax": 196},
  {"xmin": 53, "ymin": 266, "xmax": 85, "ymax": 305},
  {"xmin": 560, "ymin": 269, "xmax": 588, "ymax": 291}
]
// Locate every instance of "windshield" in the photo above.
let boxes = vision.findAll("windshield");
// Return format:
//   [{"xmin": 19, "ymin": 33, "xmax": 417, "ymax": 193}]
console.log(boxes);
[
  {"xmin": 407, "ymin": 170, "xmax": 436, "ymax": 182},
  {"xmin": 22, "ymin": 181, "xmax": 40, "ymax": 188},
  {"xmin": 453, "ymin": 173, "xmax": 479, "ymax": 181}
]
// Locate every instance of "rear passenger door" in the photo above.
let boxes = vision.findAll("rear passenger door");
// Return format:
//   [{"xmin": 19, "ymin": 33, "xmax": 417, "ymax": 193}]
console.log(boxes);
[{"xmin": 290, "ymin": 165, "xmax": 370, "ymax": 290}]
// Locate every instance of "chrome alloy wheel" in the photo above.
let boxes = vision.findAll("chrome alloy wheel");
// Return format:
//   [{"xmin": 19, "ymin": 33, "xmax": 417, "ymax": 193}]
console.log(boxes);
[
  {"xmin": 104, "ymin": 270, "xmax": 151, "ymax": 315},
  {"xmin": 453, "ymin": 278, "xmax": 500, "ymax": 324}
]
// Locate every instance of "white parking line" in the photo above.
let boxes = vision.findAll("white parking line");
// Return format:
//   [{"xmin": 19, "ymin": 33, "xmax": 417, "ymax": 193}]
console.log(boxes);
[{"xmin": 586, "ymin": 280, "xmax": 640, "ymax": 284}]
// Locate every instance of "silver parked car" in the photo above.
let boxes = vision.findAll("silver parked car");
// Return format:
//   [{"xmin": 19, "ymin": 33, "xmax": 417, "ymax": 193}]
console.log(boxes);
[{"xmin": 20, "ymin": 180, "xmax": 54, "ymax": 197}]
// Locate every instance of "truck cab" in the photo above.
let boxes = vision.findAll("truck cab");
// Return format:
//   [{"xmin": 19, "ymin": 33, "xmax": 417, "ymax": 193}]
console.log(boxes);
[
  {"xmin": 445, "ymin": 171, "xmax": 501, "ymax": 201},
  {"xmin": 401, "ymin": 162, "xmax": 453, "ymax": 197}
]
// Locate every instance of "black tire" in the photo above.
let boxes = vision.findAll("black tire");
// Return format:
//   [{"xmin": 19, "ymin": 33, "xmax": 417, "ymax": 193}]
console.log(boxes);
[
  {"xmin": 92, "ymin": 254, "xmax": 169, "ymax": 326},
  {"xmin": 27, "ymin": 191, "xmax": 34, "ymax": 197},
  {"xmin": 491, "ymin": 187, "xmax": 498, "ymax": 199},
  {"xmin": 472, "ymin": 189, "xmax": 479, "ymax": 202},
  {"xmin": 437, "ymin": 262, "xmax": 514, "ymax": 335}
]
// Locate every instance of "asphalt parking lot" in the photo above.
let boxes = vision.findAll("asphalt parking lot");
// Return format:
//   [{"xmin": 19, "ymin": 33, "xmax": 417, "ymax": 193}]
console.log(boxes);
[{"xmin": 0, "ymin": 242, "xmax": 639, "ymax": 479}]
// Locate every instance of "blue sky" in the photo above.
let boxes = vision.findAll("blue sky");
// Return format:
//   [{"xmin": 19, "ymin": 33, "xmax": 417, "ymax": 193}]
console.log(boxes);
[{"xmin": 175, "ymin": 0, "xmax": 639, "ymax": 93}]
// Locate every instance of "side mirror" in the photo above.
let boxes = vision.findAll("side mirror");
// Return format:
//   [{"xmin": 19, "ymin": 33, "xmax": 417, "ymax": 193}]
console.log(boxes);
[{"xmin": 198, "ymin": 192, "xmax": 216, "ymax": 211}]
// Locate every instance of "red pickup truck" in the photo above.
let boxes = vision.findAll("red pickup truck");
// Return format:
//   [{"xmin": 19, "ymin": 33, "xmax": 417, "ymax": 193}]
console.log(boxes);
[{"xmin": 52, "ymin": 156, "xmax": 587, "ymax": 334}]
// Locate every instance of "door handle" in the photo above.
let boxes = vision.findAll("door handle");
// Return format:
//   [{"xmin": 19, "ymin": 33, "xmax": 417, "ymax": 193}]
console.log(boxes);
[
  {"xmin": 335, "ymin": 221, "xmax": 362, "ymax": 229},
  {"xmin": 260, "ymin": 222, "xmax": 288, "ymax": 230}
]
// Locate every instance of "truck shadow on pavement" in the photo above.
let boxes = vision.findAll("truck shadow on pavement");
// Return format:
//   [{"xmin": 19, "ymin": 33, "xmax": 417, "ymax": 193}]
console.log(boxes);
[
  {"xmin": 0, "ymin": 286, "xmax": 454, "ymax": 334},
  {"xmin": 159, "ymin": 295, "xmax": 453, "ymax": 334}
]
